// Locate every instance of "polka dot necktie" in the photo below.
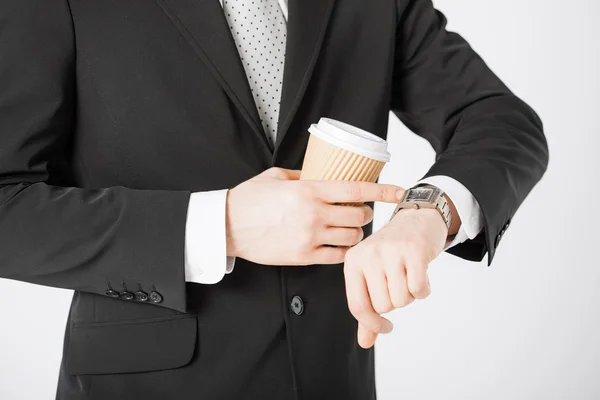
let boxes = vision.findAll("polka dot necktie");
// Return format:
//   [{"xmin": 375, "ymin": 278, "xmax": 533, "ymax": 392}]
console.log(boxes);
[{"xmin": 223, "ymin": 0, "xmax": 287, "ymax": 148}]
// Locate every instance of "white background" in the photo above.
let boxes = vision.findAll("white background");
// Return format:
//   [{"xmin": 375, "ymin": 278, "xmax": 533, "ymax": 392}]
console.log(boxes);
[{"xmin": 1, "ymin": 0, "xmax": 599, "ymax": 399}]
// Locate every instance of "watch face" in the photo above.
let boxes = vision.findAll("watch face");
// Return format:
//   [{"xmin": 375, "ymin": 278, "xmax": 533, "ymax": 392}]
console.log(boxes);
[{"xmin": 406, "ymin": 188, "xmax": 434, "ymax": 202}]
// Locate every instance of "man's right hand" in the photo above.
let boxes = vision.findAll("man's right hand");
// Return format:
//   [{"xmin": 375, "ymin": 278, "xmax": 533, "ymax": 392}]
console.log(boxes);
[{"xmin": 225, "ymin": 167, "xmax": 402, "ymax": 266}]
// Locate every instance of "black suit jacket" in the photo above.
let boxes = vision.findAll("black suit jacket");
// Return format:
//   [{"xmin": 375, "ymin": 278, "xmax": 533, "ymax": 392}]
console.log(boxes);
[{"xmin": 0, "ymin": 0, "xmax": 548, "ymax": 399}]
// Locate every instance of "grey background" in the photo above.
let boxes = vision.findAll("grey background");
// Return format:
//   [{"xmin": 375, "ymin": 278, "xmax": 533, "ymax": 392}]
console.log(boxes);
[{"xmin": 1, "ymin": 0, "xmax": 599, "ymax": 398}]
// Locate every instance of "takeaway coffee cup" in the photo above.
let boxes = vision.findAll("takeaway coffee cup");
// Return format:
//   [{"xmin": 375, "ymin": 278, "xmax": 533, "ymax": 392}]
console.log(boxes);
[{"xmin": 300, "ymin": 118, "xmax": 391, "ymax": 182}]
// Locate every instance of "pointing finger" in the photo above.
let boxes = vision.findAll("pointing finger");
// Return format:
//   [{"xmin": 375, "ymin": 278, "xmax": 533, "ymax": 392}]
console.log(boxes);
[{"xmin": 316, "ymin": 181, "xmax": 402, "ymax": 204}]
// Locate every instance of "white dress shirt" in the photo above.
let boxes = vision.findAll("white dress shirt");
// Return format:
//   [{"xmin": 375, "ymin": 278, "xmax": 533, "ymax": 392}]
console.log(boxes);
[{"xmin": 183, "ymin": 0, "xmax": 484, "ymax": 285}]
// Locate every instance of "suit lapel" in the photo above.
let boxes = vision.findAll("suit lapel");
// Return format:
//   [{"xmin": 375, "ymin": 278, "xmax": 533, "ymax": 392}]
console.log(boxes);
[
  {"xmin": 274, "ymin": 0, "xmax": 336, "ymax": 154},
  {"xmin": 155, "ymin": 0, "xmax": 272, "ymax": 154}
]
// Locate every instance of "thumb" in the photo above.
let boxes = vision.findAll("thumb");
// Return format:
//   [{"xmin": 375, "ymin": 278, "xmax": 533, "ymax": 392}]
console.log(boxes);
[
  {"xmin": 260, "ymin": 167, "xmax": 302, "ymax": 180},
  {"xmin": 358, "ymin": 322, "xmax": 379, "ymax": 349}
]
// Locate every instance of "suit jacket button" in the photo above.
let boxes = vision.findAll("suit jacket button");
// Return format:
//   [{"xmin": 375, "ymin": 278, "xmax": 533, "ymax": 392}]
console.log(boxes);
[
  {"xmin": 135, "ymin": 291, "xmax": 149, "ymax": 302},
  {"xmin": 290, "ymin": 296, "xmax": 304, "ymax": 316},
  {"xmin": 149, "ymin": 291, "xmax": 163, "ymax": 304},
  {"xmin": 105, "ymin": 289, "xmax": 120, "ymax": 299},
  {"xmin": 120, "ymin": 291, "xmax": 134, "ymax": 301}
]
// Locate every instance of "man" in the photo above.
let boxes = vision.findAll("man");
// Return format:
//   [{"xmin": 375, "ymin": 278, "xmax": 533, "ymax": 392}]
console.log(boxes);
[{"xmin": 0, "ymin": 0, "xmax": 548, "ymax": 398}]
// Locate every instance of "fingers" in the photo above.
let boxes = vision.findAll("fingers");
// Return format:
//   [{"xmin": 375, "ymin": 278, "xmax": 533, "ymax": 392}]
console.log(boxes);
[
  {"xmin": 323, "ymin": 204, "xmax": 374, "ymax": 227},
  {"xmin": 345, "ymin": 268, "xmax": 393, "ymax": 340},
  {"xmin": 406, "ymin": 259, "xmax": 431, "ymax": 300},
  {"xmin": 386, "ymin": 262, "xmax": 415, "ymax": 309},
  {"xmin": 311, "ymin": 246, "xmax": 349, "ymax": 265},
  {"xmin": 261, "ymin": 167, "xmax": 302, "ymax": 180},
  {"xmin": 315, "ymin": 181, "xmax": 402, "ymax": 204},
  {"xmin": 320, "ymin": 227, "xmax": 364, "ymax": 247},
  {"xmin": 358, "ymin": 322, "xmax": 378, "ymax": 349},
  {"xmin": 364, "ymin": 268, "xmax": 394, "ymax": 314}
]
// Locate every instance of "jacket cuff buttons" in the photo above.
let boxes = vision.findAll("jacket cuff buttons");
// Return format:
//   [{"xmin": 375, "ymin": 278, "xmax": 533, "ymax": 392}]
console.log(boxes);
[
  {"xmin": 119, "ymin": 291, "xmax": 135, "ymax": 301},
  {"xmin": 104, "ymin": 283, "xmax": 162, "ymax": 304},
  {"xmin": 149, "ymin": 291, "xmax": 163, "ymax": 304},
  {"xmin": 135, "ymin": 291, "xmax": 149, "ymax": 302},
  {"xmin": 494, "ymin": 218, "xmax": 512, "ymax": 248}
]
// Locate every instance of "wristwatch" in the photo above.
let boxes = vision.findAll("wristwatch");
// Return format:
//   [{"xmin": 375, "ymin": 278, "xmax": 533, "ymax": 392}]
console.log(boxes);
[{"xmin": 390, "ymin": 184, "xmax": 453, "ymax": 231}]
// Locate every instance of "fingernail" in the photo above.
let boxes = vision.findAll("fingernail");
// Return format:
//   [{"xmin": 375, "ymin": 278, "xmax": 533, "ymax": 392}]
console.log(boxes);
[{"xmin": 396, "ymin": 190, "xmax": 404, "ymax": 201}]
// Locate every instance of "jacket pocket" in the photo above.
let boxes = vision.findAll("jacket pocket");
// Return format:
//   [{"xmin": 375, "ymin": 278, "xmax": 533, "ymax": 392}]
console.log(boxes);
[{"xmin": 66, "ymin": 314, "xmax": 197, "ymax": 375}]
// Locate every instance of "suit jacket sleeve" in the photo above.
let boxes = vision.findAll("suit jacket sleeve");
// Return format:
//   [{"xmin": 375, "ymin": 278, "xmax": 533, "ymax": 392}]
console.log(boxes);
[
  {"xmin": 391, "ymin": 0, "xmax": 549, "ymax": 264},
  {"xmin": 0, "ymin": 0, "xmax": 190, "ymax": 312}
]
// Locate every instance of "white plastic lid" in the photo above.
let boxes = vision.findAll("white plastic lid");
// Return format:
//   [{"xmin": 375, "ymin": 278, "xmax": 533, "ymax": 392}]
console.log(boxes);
[{"xmin": 307, "ymin": 118, "xmax": 391, "ymax": 163}]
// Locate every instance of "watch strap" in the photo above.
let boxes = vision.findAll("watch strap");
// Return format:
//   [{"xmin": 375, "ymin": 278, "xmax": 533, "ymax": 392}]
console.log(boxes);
[{"xmin": 391, "ymin": 185, "xmax": 453, "ymax": 231}]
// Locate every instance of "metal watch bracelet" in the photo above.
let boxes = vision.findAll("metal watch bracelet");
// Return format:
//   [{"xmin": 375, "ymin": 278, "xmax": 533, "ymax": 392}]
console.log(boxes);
[{"xmin": 390, "ymin": 185, "xmax": 453, "ymax": 231}]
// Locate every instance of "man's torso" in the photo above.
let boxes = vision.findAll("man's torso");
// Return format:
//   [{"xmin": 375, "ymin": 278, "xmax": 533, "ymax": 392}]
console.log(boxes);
[{"xmin": 57, "ymin": 1, "xmax": 401, "ymax": 398}]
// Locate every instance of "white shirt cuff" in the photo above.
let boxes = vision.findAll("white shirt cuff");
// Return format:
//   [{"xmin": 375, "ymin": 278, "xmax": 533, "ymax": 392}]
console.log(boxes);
[
  {"xmin": 184, "ymin": 190, "xmax": 236, "ymax": 284},
  {"xmin": 417, "ymin": 175, "xmax": 484, "ymax": 250}
]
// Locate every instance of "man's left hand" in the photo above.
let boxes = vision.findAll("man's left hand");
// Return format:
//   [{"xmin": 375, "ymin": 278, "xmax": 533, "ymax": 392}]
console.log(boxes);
[{"xmin": 343, "ymin": 196, "xmax": 450, "ymax": 349}]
